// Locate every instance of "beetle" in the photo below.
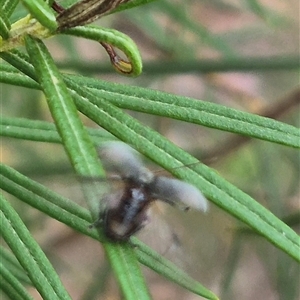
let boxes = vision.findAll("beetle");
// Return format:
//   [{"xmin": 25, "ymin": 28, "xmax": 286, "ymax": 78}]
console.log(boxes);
[{"xmin": 93, "ymin": 141, "xmax": 208, "ymax": 242}]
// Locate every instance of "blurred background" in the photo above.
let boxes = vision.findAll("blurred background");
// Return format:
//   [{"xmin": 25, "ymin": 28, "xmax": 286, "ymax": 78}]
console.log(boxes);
[{"xmin": 1, "ymin": 0, "xmax": 299, "ymax": 299}]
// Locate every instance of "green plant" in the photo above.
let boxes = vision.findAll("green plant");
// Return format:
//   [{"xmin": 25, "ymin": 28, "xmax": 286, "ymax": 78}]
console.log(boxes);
[{"xmin": 1, "ymin": 0, "xmax": 299, "ymax": 299}]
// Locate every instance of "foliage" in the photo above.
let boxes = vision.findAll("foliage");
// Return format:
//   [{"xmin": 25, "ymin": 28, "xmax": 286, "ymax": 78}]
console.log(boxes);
[{"xmin": 1, "ymin": 0, "xmax": 299, "ymax": 299}]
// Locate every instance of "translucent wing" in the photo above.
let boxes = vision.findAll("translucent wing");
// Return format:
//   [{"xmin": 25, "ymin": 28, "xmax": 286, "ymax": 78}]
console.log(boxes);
[
  {"xmin": 98, "ymin": 141, "xmax": 153, "ymax": 182},
  {"xmin": 151, "ymin": 176, "xmax": 209, "ymax": 212}
]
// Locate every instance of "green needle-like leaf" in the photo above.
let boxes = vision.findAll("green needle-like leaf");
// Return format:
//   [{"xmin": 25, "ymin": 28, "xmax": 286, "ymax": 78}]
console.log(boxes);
[
  {"xmin": 0, "ymin": 3, "xmax": 299, "ymax": 296},
  {"xmin": 71, "ymin": 75, "xmax": 300, "ymax": 148},
  {"xmin": 0, "ymin": 261, "xmax": 33, "ymax": 300},
  {"xmin": 0, "ymin": 60, "xmax": 299, "ymax": 148},
  {"xmin": 64, "ymin": 78, "xmax": 300, "ymax": 262},
  {"xmin": 21, "ymin": 0, "xmax": 58, "ymax": 31},
  {"xmin": 0, "ymin": 194, "xmax": 71, "ymax": 300},
  {"xmin": 0, "ymin": 0, "xmax": 19, "ymax": 17},
  {"xmin": 0, "ymin": 12, "xmax": 10, "ymax": 39},
  {"xmin": 23, "ymin": 35, "xmax": 151, "ymax": 300},
  {"xmin": 0, "ymin": 163, "xmax": 217, "ymax": 299},
  {"xmin": 0, "ymin": 246, "xmax": 33, "ymax": 286},
  {"xmin": 1, "ymin": 51, "xmax": 299, "ymax": 262},
  {"xmin": 1, "ymin": 116, "xmax": 114, "ymax": 144}
]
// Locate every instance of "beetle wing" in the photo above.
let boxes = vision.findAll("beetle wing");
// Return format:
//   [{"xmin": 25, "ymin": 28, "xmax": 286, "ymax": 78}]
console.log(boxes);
[
  {"xmin": 98, "ymin": 141, "xmax": 153, "ymax": 182},
  {"xmin": 150, "ymin": 176, "xmax": 209, "ymax": 212}
]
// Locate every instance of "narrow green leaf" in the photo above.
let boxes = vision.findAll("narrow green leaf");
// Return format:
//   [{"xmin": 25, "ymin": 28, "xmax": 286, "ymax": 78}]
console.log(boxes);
[
  {"xmin": 0, "ymin": 164, "xmax": 99, "ymax": 240},
  {"xmin": 0, "ymin": 169, "xmax": 151, "ymax": 299},
  {"xmin": 24, "ymin": 36, "xmax": 103, "ymax": 180},
  {"xmin": 2, "ymin": 52, "xmax": 299, "ymax": 77},
  {"xmin": 134, "ymin": 56, "xmax": 300, "ymax": 73},
  {"xmin": 0, "ymin": 163, "xmax": 91, "ymax": 221},
  {"xmin": 2, "ymin": 2, "xmax": 298, "ymax": 298},
  {"xmin": 21, "ymin": 0, "xmax": 58, "ymax": 31},
  {"xmin": 71, "ymin": 75, "xmax": 300, "ymax": 148},
  {"xmin": 72, "ymin": 76, "xmax": 300, "ymax": 148},
  {"xmin": 0, "ymin": 50, "xmax": 38, "ymax": 81},
  {"xmin": 1, "ymin": 44, "xmax": 299, "ymax": 261},
  {"xmin": 0, "ymin": 194, "xmax": 72, "ymax": 300},
  {"xmin": 61, "ymin": 25, "xmax": 143, "ymax": 76},
  {"xmin": 0, "ymin": 262, "xmax": 34, "ymax": 300},
  {"xmin": 103, "ymin": 242, "xmax": 152, "ymax": 300},
  {"xmin": 0, "ymin": 0, "xmax": 19, "ymax": 17},
  {"xmin": 0, "ymin": 52, "xmax": 40, "ymax": 88},
  {"xmin": 24, "ymin": 35, "xmax": 151, "ymax": 299},
  {"xmin": 0, "ymin": 277, "xmax": 27, "ymax": 300},
  {"xmin": 1, "ymin": 60, "xmax": 299, "ymax": 148},
  {"xmin": 1, "ymin": 38, "xmax": 300, "ymax": 260},
  {"xmin": 1, "ymin": 116, "xmax": 114, "ymax": 144},
  {"xmin": 0, "ymin": 164, "xmax": 216, "ymax": 298},
  {"xmin": 64, "ymin": 78, "xmax": 300, "ymax": 262},
  {"xmin": 0, "ymin": 12, "xmax": 10, "ymax": 39},
  {"xmin": 0, "ymin": 246, "xmax": 32, "ymax": 286},
  {"xmin": 50, "ymin": 53, "xmax": 300, "ymax": 74}
]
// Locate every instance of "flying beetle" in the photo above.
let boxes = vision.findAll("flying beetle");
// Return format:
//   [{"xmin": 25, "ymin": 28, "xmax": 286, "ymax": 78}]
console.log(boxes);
[{"xmin": 93, "ymin": 141, "xmax": 208, "ymax": 242}]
